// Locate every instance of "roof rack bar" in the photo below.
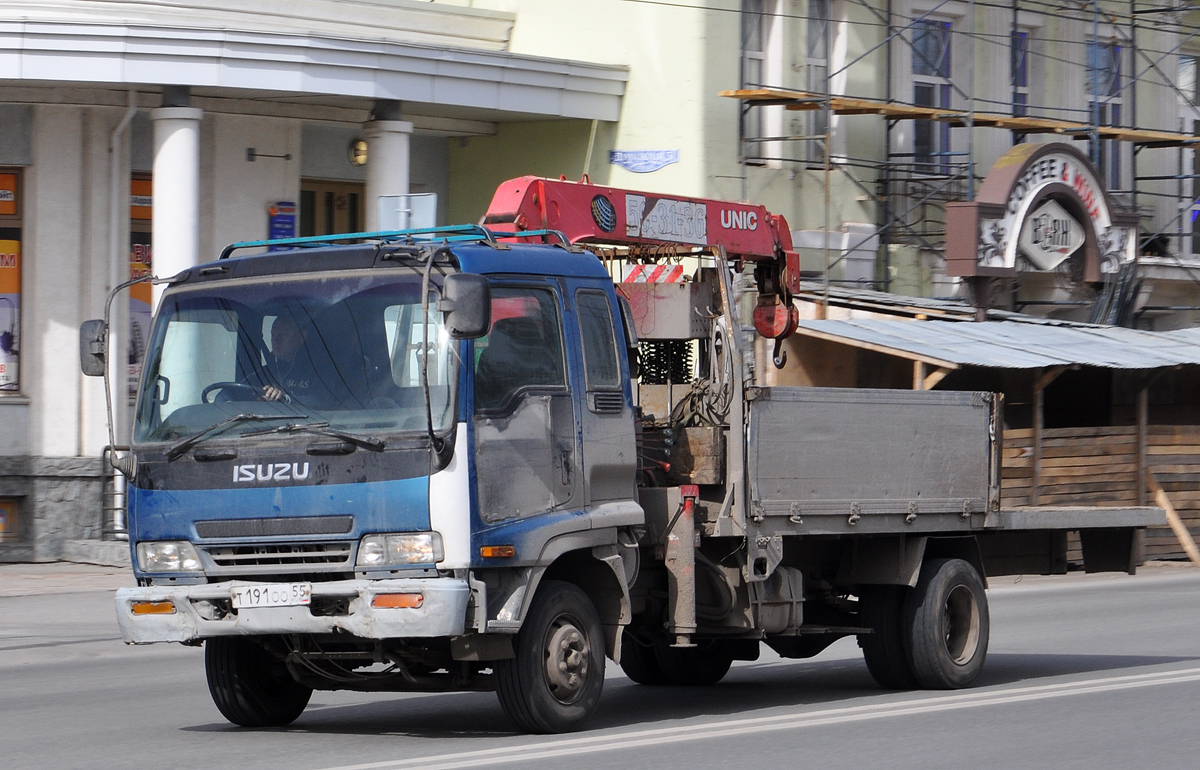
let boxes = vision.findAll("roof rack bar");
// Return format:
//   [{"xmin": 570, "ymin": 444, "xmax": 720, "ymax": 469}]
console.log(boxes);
[
  {"xmin": 218, "ymin": 224, "xmax": 495, "ymax": 260},
  {"xmin": 495, "ymin": 229, "xmax": 577, "ymax": 248}
]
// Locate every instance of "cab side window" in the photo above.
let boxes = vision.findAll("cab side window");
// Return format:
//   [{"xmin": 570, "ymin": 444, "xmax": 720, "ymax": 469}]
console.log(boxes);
[
  {"xmin": 575, "ymin": 289, "xmax": 621, "ymax": 390},
  {"xmin": 474, "ymin": 287, "xmax": 566, "ymax": 413}
]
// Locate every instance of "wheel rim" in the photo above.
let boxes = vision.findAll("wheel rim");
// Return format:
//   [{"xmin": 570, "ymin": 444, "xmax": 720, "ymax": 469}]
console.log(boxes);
[
  {"xmin": 942, "ymin": 584, "xmax": 981, "ymax": 665},
  {"xmin": 542, "ymin": 614, "xmax": 590, "ymax": 705}
]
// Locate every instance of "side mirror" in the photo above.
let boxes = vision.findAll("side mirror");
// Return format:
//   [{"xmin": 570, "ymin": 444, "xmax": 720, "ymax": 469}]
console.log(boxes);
[
  {"xmin": 440, "ymin": 273, "xmax": 491, "ymax": 339},
  {"xmin": 79, "ymin": 319, "xmax": 107, "ymax": 377}
]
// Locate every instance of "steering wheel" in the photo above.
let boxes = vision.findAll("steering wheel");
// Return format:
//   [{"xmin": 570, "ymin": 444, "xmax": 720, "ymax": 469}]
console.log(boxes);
[{"xmin": 201, "ymin": 382, "xmax": 262, "ymax": 404}]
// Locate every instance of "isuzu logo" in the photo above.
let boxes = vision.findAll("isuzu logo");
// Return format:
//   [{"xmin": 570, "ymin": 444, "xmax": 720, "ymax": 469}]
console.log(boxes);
[{"xmin": 234, "ymin": 462, "xmax": 311, "ymax": 483}]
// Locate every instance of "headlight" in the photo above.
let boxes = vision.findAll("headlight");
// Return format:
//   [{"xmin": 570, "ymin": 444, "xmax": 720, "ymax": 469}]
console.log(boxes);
[
  {"xmin": 137, "ymin": 541, "xmax": 203, "ymax": 573},
  {"xmin": 357, "ymin": 532, "xmax": 444, "ymax": 567}
]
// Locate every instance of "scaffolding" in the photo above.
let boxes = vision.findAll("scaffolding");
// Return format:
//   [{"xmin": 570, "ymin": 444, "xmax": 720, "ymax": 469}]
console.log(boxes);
[{"xmin": 726, "ymin": 0, "xmax": 1200, "ymax": 315}]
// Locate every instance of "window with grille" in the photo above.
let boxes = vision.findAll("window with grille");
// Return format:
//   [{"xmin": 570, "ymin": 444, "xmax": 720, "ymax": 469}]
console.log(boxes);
[
  {"xmin": 1087, "ymin": 41, "xmax": 1123, "ymax": 191},
  {"xmin": 1012, "ymin": 31, "xmax": 1029, "ymax": 118},
  {"xmin": 806, "ymin": 0, "xmax": 830, "ymax": 164},
  {"xmin": 741, "ymin": 0, "xmax": 780, "ymax": 164},
  {"xmin": 1178, "ymin": 56, "xmax": 1199, "ymax": 256},
  {"xmin": 912, "ymin": 19, "xmax": 952, "ymax": 174}
]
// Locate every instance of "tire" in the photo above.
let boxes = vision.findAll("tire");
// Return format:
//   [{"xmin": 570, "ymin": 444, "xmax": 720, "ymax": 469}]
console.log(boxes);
[
  {"xmin": 903, "ymin": 558, "xmax": 990, "ymax": 689},
  {"xmin": 857, "ymin": 584, "xmax": 918, "ymax": 690},
  {"xmin": 495, "ymin": 580, "xmax": 606, "ymax": 733},
  {"xmin": 653, "ymin": 639, "xmax": 734, "ymax": 686},
  {"xmin": 205, "ymin": 637, "xmax": 312, "ymax": 727},
  {"xmin": 619, "ymin": 629, "xmax": 670, "ymax": 685}
]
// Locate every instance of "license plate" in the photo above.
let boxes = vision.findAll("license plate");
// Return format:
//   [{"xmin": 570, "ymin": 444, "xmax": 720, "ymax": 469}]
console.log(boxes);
[{"xmin": 231, "ymin": 582, "xmax": 312, "ymax": 609}]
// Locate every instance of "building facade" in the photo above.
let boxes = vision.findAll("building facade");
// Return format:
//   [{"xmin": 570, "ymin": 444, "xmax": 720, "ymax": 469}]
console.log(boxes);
[
  {"xmin": 0, "ymin": 0, "xmax": 626, "ymax": 560},
  {"xmin": 463, "ymin": 0, "xmax": 1200, "ymax": 328},
  {"xmin": 4, "ymin": 0, "xmax": 1200, "ymax": 559}
]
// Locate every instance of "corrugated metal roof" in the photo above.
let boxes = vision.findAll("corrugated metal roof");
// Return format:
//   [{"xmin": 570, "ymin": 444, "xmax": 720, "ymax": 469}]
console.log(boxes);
[
  {"xmin": 1159, "ymin": 327, "xmax": 1200, "ymax": 344},
  {"xmin": 793, "ymin": 319, "xmax": 1200, "ymax": 369},
  {"xmin": 795, "ymin": 281, "xmax": 1088, "ymax": 325}
]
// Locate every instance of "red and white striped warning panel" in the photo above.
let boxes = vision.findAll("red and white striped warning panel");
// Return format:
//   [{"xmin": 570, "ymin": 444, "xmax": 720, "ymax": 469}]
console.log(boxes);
[{"xmin": 622, "ymin": 263, "xmax": 686, "ymax": 283}]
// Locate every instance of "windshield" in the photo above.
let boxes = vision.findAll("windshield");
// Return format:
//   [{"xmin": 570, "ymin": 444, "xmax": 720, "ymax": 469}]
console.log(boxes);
[{"xmin": 134, "ymin": 270, "xmax": 458, "ymax": 444}]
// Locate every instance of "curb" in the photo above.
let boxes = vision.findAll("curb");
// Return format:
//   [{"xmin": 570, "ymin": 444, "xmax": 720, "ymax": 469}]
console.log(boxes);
[{"xmin": 60, "ymin": 539, "xmax": 131, "ymax": 568}]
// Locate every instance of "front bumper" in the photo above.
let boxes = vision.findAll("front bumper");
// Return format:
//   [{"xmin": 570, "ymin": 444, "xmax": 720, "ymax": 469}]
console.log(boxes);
[{"xmin": 114, "ymin": 577, "xmax": 470, "ymax": 644}]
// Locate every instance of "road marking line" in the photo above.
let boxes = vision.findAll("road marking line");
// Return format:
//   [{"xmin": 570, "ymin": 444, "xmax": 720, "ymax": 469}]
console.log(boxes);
[{"xmin": 309, "ymin": 666, "xmax": 1200, "ymax": 770}]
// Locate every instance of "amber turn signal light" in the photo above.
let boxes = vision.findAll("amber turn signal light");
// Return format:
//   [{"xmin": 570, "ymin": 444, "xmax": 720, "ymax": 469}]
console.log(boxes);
[
  {"xmin": 479, "ymin": 545, "xmax": 515, "ymax": 558},
  {"xmin": 130, "ymin": 601, "xmax": 176, "ymax": 615},
  {"xmin": 371, "ymin": 593, "xmax": 424, "ymax": 609}
]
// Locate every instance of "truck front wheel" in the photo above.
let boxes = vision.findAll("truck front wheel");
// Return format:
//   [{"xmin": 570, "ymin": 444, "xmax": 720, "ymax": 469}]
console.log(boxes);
[
  {"xmin": 495, "ymin": 580, "xmax": 606, "ymax": 733},
  {"xmin": 904, "ymin": 558, "xmax": 989, "ymax": 689},
  {"xmin": 205, "ymin": 637, "xmax": 312, "ymax": 727}
]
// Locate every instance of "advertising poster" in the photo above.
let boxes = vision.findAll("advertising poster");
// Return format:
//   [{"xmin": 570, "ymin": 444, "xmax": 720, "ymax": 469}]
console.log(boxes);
[
  {"xmin": 0, "ymin": 498, "xmax": 16, "ymax": 541},
  {"xmin": 0, "ymin": 226, "xmax": 19, "ymax": 392},
  {"xmin": 129, "ymin": 232, "xmax": 153, "ymax": 401},
  {"xmin": 268, "ymin": 201, "xmax": 296, "ymax": 250},
  {"xmin": 130, "ymin": 178, "xmax": 152, "ymax": 221},
  {"xmin": 129, "ymin": 177, "xmax": 153, "ymax": 401}
]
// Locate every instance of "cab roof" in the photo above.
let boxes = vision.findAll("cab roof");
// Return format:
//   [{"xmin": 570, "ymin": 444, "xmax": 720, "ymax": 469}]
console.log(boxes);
[{"xmin": 175, "ymin": 238, "xmax": 611, "ymax": 287}]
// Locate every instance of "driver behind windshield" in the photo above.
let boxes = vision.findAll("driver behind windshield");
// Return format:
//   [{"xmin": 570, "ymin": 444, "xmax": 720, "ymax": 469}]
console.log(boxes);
[
  {"xmin": 262, "ymin": 314, "xmax": 303, "ymax": 402},
  {"xmin": 259, "ymin": 314, "xmax": 337, "ymax": 408}
]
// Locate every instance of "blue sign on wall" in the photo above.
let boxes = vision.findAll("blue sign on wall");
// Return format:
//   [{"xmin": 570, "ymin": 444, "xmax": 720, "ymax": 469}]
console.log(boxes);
[
  {"xmin": 267, "ymin": 201, "xmax": 296, "ymax": 250},
  {"xmin": 609, "ymin": 150, "xmax": 680, "ymax": 173}
]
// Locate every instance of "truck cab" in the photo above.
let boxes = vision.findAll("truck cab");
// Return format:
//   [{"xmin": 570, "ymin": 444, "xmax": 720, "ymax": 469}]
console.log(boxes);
[{"xmin": 109, "ymin": 233, "xmax": 639, "ymax": 732}]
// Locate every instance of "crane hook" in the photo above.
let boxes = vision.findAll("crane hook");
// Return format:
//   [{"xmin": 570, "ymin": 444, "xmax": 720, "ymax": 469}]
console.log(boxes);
[{"xmin": 772, "ymin": 337, "xmax": 787, "ymax": 369}]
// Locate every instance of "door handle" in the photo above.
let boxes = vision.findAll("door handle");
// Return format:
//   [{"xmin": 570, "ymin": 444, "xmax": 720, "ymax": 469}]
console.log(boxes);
[{"xmin": 560, "ymin": 449, "xmax": 573, "ymax": 486}]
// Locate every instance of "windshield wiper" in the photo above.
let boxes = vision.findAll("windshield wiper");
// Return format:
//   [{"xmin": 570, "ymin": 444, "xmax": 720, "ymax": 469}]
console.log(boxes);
[
  {"xmin": 241, "ymin": 421, "xmax": 386, "ymax": 452},
  {"xmin": 166, "ymin": 414, "xmax": 304, "ymax": 461}
]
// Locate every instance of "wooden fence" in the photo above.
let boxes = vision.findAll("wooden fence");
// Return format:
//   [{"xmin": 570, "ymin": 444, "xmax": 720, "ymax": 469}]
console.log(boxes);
[{"xmin": 1002, "ymin": 425, "xmax": 1200, "ymax": 560}]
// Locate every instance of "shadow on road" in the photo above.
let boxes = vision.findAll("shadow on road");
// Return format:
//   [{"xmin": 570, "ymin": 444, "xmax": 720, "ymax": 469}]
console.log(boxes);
[{"xmin": 178, "ymin": 649, "xmax": 1197, "ymax": 738}]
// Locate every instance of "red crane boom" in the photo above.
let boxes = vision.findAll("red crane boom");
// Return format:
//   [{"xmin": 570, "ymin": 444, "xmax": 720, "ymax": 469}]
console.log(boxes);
[{"xmin": 483, "ymin": 176, "xmax": 801, "ymax": 358}]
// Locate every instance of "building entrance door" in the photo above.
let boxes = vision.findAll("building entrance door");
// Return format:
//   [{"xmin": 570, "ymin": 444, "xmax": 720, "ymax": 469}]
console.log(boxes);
[{"xmin": 299, "ymin": 180, "xmax": 365, "ymax": 236}]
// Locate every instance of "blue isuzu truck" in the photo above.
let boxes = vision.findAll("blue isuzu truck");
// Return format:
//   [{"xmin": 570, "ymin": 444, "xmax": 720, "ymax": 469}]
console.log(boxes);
[{"xmin": 81, "ymin": 179, "xmax": 1161, "ymax": 734}]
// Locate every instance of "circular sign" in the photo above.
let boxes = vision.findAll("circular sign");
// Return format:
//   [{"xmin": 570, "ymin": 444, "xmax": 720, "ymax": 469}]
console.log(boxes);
[{"xmin": 590, "ymin": 195, "xmax": 617, "ymax": 233}]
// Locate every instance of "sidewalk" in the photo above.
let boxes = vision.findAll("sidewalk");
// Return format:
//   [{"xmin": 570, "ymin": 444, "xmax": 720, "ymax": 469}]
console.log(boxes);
[{"xmin": 0, "ymin": 561, "xmax": 135, "ymax": 598}]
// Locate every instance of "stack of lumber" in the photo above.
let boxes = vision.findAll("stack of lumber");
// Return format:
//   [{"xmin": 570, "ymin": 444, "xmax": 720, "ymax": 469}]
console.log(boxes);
[
  {"xmin": 1001, "ymin": 425, "xmax": 1200, "ymax": 561},
  {"xmin": 1145, "ymin": 426, "xmax": 1200, "ymax": 559},
  {"xmin": 1001, "ymin": 427, "xmax": 1138, "ymax": 509}
]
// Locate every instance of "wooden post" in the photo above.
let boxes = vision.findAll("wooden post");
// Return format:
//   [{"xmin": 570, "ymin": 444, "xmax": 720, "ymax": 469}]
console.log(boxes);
[
  {"xmin": 924, "ymin": 367, "xmax": 950, "ymax": 391},
  {"xmin": 1031, "ymin": 366, "xmax": 1067, "ymax": 506},
  {"xmin": 1032, "ymin": 385, "xmax": 1043, "ymax": 505},
  {"xmin": 912, "ymin": 362, "xmax": 949, "ymax": 391},
  {"xmin": 1136, "ymin": 385, "xmax": 1148, "ymax": 506},
  {"xmin": 1148, "ymin": 471, "xmax": 1200, "ymax": 567}
]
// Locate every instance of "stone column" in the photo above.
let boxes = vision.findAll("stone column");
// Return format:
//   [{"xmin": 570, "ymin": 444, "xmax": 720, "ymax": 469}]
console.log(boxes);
[
  {"xmin": 150, "ymin": 102, "xmax": 202, "ymax": 308},
  {"xmin": 364, "ymin": 102, "xmax": 413, "ymax": 232}
]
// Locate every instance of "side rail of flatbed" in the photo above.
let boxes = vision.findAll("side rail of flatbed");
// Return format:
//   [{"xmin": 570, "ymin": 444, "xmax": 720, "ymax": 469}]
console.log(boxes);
[
  {"xmin": 741, "ymin": 386, "xmax": 1164, "ymax": 576},
  {"xmin": 745, "ymin": 386, "xmax": 998, "ymax": 535}
]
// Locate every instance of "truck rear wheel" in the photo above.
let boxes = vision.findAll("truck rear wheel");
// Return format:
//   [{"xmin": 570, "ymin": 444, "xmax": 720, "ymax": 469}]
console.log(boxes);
[
  {"xmin": 653, "ymin": 639, "xmax": 735, "ymax": 686},
  {"xmin": 619, "ymin": 630, "xmax": 669, "ymax": 685},
  {"xmin": 495, "ymin": 580, "xmax": 606, "ymax": 733},
  {"xmin": 205, "ymin": 637, "xmax": 312, "ymax": 727},
  {"xmin": 904, "ymin": 558, "xmax": 989, "ymax": 689},
  {"xmin": 857, "ymin": 585, "xmax": 918, "ymax": 690}
]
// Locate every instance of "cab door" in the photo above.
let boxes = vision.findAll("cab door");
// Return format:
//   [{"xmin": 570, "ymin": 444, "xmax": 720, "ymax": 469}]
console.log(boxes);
[
  {"xmin": 472, "ymin": 283, "xmax": 580, "ymax": 522},
  {"xmin": 572, "ymin": 284, "xmax": 636, "ymax": 504}
]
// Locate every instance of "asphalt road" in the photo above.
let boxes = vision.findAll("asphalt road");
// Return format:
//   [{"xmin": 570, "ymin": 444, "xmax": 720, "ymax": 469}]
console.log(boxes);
[{"xmin": 4, "ymin": 562, "xmax": 1200, "ymax": 770}]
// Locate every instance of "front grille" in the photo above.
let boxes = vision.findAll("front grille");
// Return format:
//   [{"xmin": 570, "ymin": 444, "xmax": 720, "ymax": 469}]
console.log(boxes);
[
  {"xmin": 202, "ymin": 541, "xmax": 353, "ymax": 573},
  {"xmin": 196, "ymin": 516, "xmax": 353, "ymax": 539}
]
